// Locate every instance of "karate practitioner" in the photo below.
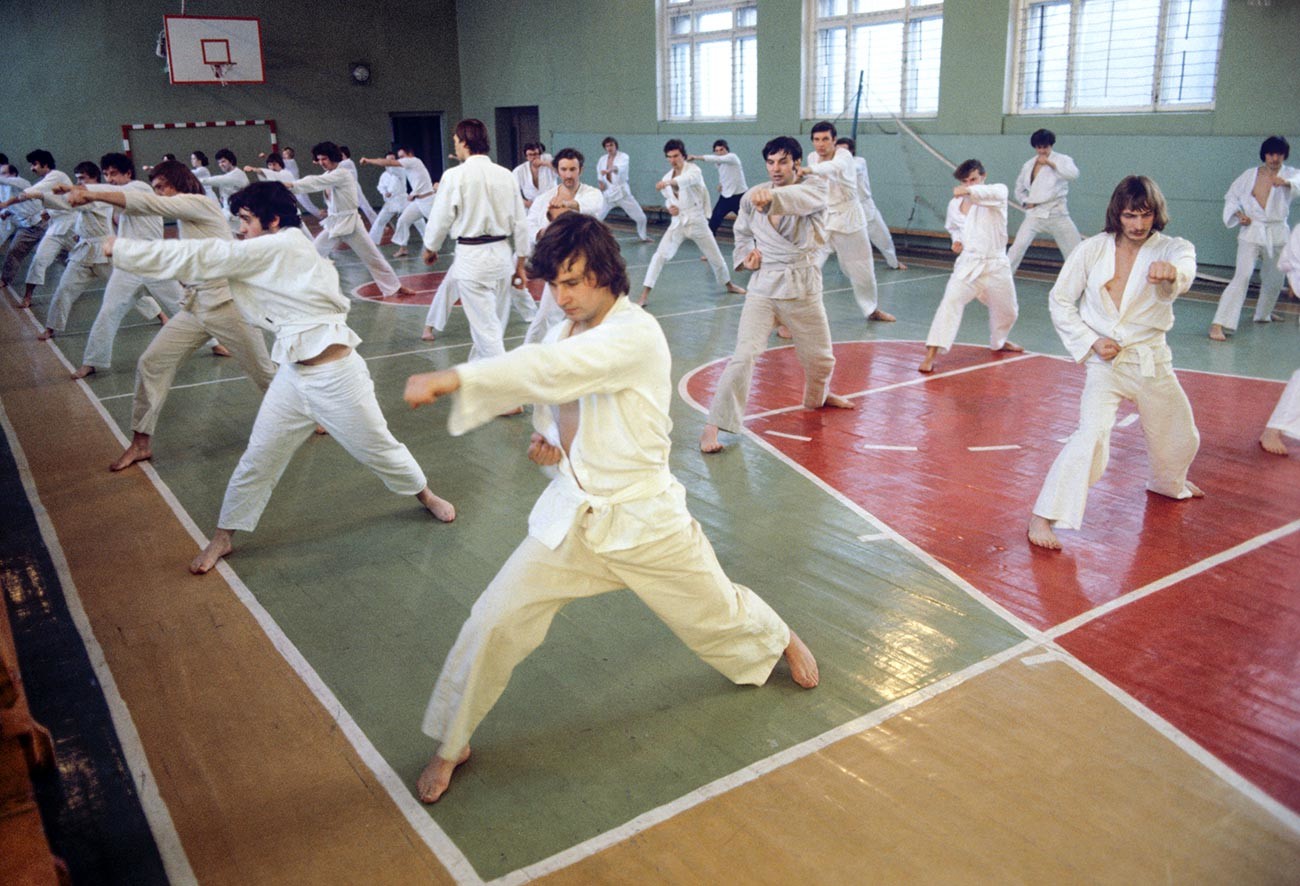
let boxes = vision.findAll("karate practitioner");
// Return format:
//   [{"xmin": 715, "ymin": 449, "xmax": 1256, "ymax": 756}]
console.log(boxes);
[
  {"xmin": 11, "ymin": 150, "xmax": 75, "ymax": 309},
  {"xmin": 918, "ymin": 159, "xmax": 1021, "ymax": 374},
  {"xmin": 420, "ymin": 119, "xmax": 529, "ymax": 363},
  {"xmin": 69, "ymin": 153, "xmax": 184, "ymax": 378},
  {"xmin": 804, "ymin": 122, "xmax": 894, "ymax": 323},
  {"xmin": 362, "ymin": 151, "xmax": 422, "ymax": 246},
  {"xmin": 104, "ymin": 181, "xmax": 454, "ymax": 573},
  {"xmin": 522, "ymin": 147, "xmax": 604, "ymax": 345},
  {"xmin": 0, "ymin": 165, "xmax": 49, "ymax": 303},
  {"xmin": 689, "ymin": 139, "xmax": 748, "ymax": 235},
  {"xmin": 403, "ymin": 213, "xmax": 819, "ymax": 804},
  {"xmin": 280, "ymin": 147, "xmax": 323, "ymax": 219},
  {"xmin": 361, "ymin": 146, "xmax": 435, "ymax": 257},
  {"xmin": 699, "ymin": 136, "xmax": 855, "ymax": 454},
  {"xmin": 837, "ymin": 137, "xmax": 905, "ymax": 270},
  {"xmin": 190, "ymin": 151, "xmax": 216, "ymax": 203},
  {"xmin": 594, "ymin": 137, "xmax": 650, "ymax": 241},
  {"xmin": 1005, "ymin": 129, "xmax": 1083, "ymax": 273},
  {"xmin": 511, "ymin": 143, "xmax": 556, "ymax": 210},
  {"xmin": 1260, "ymin": 224, "xmax": 1300, "ymax": 456},
  {"xmin": 1209, "ymin": 136, "xmax": 1299, "ymax": 341},
  {"xmin": 64, "ymin": 160, "xmax": 277, "ymax": 472},
  {"xmin": 242, "ymin": 153, "xmax": 294, "ymax": 186},
  {"xmin": 637, "ymin": 139, "xmax": 743, "ymax": 305},
  {"xmin": 206, "ymin": 149, "xmax": 250, "ymax": 214},
  {"xmin": 286, "ymin": 142, "xmax": 413, "ymax": 299},
  {"xmin": 1027, "ymin": 176, "xmax": 1203, "ymax": 551},
  {"xmin": 338, "ymin": 146, "xmax": 380, "ymax": 225}
]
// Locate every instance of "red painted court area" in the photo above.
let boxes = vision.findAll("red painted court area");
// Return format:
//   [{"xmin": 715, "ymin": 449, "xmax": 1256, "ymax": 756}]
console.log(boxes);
[
  {"xmin": 683, "ymin": 340, "xmax": 1300, "ymax": 812},
  {"xmin": 354, "ymin": 273, "xmax": 545, "ymax": 306}
]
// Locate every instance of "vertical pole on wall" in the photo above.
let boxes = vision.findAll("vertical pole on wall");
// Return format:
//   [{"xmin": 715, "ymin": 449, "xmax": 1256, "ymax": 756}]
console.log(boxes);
[{"xmin": 850, "ymin": 71, "xmax": 863, "ymax": 144}]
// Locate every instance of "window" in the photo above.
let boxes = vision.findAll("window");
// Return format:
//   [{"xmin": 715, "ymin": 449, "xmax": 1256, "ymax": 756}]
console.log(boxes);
[
  {"xmin": 806, "ymin": 0, "xmax": 944, "ymax": 119},
  {"xmin": 658, "ymin": 0, "xmax": 757, "ymax": 121},
  {"xmin": 1011, "ymin": 0, "xmax": 1226, "ymax": 114}
]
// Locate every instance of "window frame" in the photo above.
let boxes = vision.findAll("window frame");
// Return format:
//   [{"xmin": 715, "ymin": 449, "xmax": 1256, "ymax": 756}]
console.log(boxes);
[
  {"xmin": 802, "ymin": 0, "xmax": 946, "ymax": 121},
  {"xmin": 1008, "ymin": 0, "xmax": 1228, "ymax": 115},
  {"xmin": 656, "ymin": 0, "xmax": 758, "ymax": 123}
]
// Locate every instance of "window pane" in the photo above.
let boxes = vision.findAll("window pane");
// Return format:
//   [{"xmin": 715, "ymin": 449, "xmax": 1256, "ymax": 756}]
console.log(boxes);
[
  {"xmin": 1073, "ymin": 0, "xmax": 1159, "ymax": 108},
  {"xmin": 906, "ymin": 15, "xmax": 942, "ymax": 115},
  {"xmin": 696, "ymin": 9, "xmax": 732, "ymax": 32},
  {"xmin": 1021, "ymin": 1, "xmax": 1069, "ymax": 110},
  {"xmin": 819, "ymin": 0, "xmax": 849, "ymax": 16},
  {"xmin": 670, "ymin": 42, "xmax": 691, "ymax": 118},
  {"xmin": 816, "ymin": 27, "xmax": 847, "ymax": 115},
  {"xmin": 670, "ymin": 14, "xmax": 691, "ymax": 36},
  {"xmin": 737, "ymin": 35, "xmax": 757, "ymax": 115},
  {"xmin": 855, "ymin": 0, "xmax": 904, "ymax": 12},
  {"xmin": 696, "ymin": 39, "xmax": 733, "ymax": 116},
  {"xmin": 854, "ymin": 21, "xmax": 903, "ymax": 116},
  {"xmin": 1160, "ymin": 0, "xmax": 1223, "ymax": 105},
  {"xmin": 736, "ymin": 5, "xmax": 757, "ymax": 27}
]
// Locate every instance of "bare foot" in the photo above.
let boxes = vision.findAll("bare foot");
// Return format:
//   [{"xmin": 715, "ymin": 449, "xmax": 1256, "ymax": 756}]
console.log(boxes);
[
  {"xmin": 1260, "ymin": 428, "xmax": 1289, "ymax": 455},
  {"xmin": 190, "ymin": 529, "xmax": 233, "ymax": 574},
  {"xmin": 1208, "ymin": 324, "xmax": 1227, "ymax": 342},
  {"xmin": 783, "ymin": 631, "xmax": 819, "ymax": 688},
  {"xmin": 699, "ymin": 424, "xmax": 724, "ymax": 453},
  {"xmin": 637, "ymin": 286, "xmax": 651, "ymax": 306},
  {"xmin": 1027, "ymin": 514, "xmax": 1061, "ymax": 550},
  {"xmin": 867, "ymin": 309, "xmax": 896, "ymax": 323},
  {"xmin": 211, "ymin": 343, "xmax": 232, "ymax": 357},
  {"xmin": 823, "ymin": 393, "xmax": 855, "ymax": 410},
  {"xmin": 393, "ymin": 286, "xmax": 415, "ymax": 298},
  {"xmin": 110, "ymin": 434, "xmax": 153, "ymax": 472},
  {"xmin": 775, "ymin": 325, "xmax": 792, "ymax": 340},
  {"xmin": 894, "ymin": 261, "xmax": 909, "ymax": 270},
  {"xmin": 918, "ymin": 345, "xmax": 938, "ymax": 374},
  {"xmin": 699, "ymin": 256, "xmax": 708, "ymax": 262},
  {"xmin": 417, "ymin": 746, "xmax": 471, "ymax": 804},
  {"xmin": 1185, "ymin": 481, "xmax": 1205, "ymax": 498},
  {"xmin": 725, "ymin": 282, "xmax": 746, "ymax": 295},
  {"xmin": 417, "ymin": 488, "xmax": 456, "ymax": 523},
  {"xmin": 36, "ymin": 328, "xmax": 54, "ymax": 341},
  {"xmin": 1254, "ymin": 313, "xmax": 1282, "ymax": 323},
  {"xmin": 157, "ymin": 311, "xmax": 168, "ymax": 326},
  {"xmin": 421, "ymin": 326, "xmax": 436, "ymax": 342},
  {"xmin": 996, "ymin": 341, "xmax": 1024, "ymax": 353},
  {"xmin": 393, "ymin": 248, "xmax": 410, "ymax": 258},
  {"xmin": 70, "ymin": 365, "xmax": 96, "ymax": 380},
  {"xmin": 314, "ymin": 424, "xmax": 328, "ymax": 435}
]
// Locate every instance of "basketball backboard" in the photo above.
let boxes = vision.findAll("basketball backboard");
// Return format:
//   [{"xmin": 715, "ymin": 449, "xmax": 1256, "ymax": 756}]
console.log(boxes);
[{"xmin": 164, "ymin": 16, "xmax": 265, "ymax": 85}]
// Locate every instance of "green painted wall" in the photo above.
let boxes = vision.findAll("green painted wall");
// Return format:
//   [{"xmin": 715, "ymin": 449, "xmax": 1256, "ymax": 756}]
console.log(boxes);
[{"xmin": 0, "ymin": 0, "xmax": 462, "ymax": 196}]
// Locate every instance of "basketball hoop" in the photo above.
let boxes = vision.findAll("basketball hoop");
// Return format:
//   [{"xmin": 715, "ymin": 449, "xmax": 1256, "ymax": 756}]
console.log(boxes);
[{"xmin": 209, "ymin": 61, "xmax": 236, "ymax": 85}]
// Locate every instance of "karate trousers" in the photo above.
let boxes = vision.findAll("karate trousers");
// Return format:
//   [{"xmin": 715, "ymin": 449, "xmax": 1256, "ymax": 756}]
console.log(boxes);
[
  {"xmin": 1006, "ymin": 212, "xmax": 1082, "ymax": 273},
  {"xmin": 707, "ymin": 293, "xmax": 835, "ymax": 433},
  {"xmin": 131, "ymin": 299, "xmax": 276, "ymax": 435},
  {"xmin": 1212, "ymin": 240, "xmax": 1287, "ymax": 330},
  {"xmin": 439, "ymin": 240, "xmax": 514, "ymax": 362},
  {"xmin": 925, "ymin": 261, "xmax": 1019, "ymax": 352},
  {"xmin": 369, "ymin": 202, "xmax": 425, "ymax": 245},
  {"xmin": 643, "ymin": 215, "xmax": 728, "ymax": 289},
  {"xmin": 865, "ymin": 202, "xmax": 901, "ymax": 269},
  {"xmin": 1033, "ymin": 357, "xmax": 1200, "ymax": 531},
  {"xmin": 43, "ymin": 260, "xmax": 112, "ymax": 332},
  {"xmin": 313, "ymin": 227, "xmax": 403, "ymax": 297},
  {"xmin": 523, "ymin": 283, "xmax": 564, "ymax": 345},
  {"xmin": 217, "ymin": 351, "xmax": 427, "ymax": 531},
  {"xmin": 25, "ymin": 228, "xmax": 76, "ymax": 287},
  {"xmin": 81, "ymin": 271, "xmax": 185, "ymax": 369},
  {"xmin": 1, "ymin": 223, "xmax": 47, "ymax": 284},
  {"xmin": 389, "ymin": 196, "xmax": 435, "ymax": 248},
  {"xmin": 422, "ymin": 517, "xmax": 790, "ymax": 760},
  {"xmin": 1266, "ymin": 370, "xmax": 1300, "ymax": 439},
  {"xmin": 596, "ymin": 192, "xmax": 649, "ymax": 240},
  {"xmin": 819, "ymin": 227, "xmax": 879, "ymax": 317}
]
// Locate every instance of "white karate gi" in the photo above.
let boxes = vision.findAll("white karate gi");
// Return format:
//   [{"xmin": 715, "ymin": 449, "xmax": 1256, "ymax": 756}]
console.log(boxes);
[
  {"xmin": 205, "ymin": 167, "xmax": 250, "ymax": 214},
  {"xmin": 807, "ymin": 146, "xmax": 879, "ymax": 317},
  {"xmin": 37, "ymin": 190, "xmax": 117, "ymax": 333},
  {"xmin": 422, "ymin": 296, "xmax": 790, "ymax": 760},
  {"xmin": 80, "ymin": 181, "xmax": 187, "ymax": 370},
  {"xmin": 293, "ymin": 167, "xmax": 405, "ymax": 297},
  {"xmin": 421, "ymin": 155, "xmax": 530, "ymax": 361},
  {"xmin": 1032, "ymin": 231, "xmax": 1200, "ymax": 531},
  {"xmin": 1006, "ymin": 151, "xmax": 1083, "ymax": 272},
  {"xmin": 0, "ymin": 175, "xmax": 47, "ymax": 284},
  {"xmin": 340, "ymin": 158, "xmax": 379, "ymax": 224},
  {"xmin": 112, "ymin": 226, "xmax": 428, "ymax": 532},
  {"xmin": 696, "ymin": 152, "xmax": 748, "ymax": 234},
  {"xmin": 925, "ymin": 184, "xmax": 1019, "ymax": 352},
  {"xmin": 1212, "ymin": 163, "xmax": 1300, "ymax": 330},
  {"xmin": 192, "ymin": 165, "xmax": 217, "ymax": 203},
  {"xmin": 852, "ymin": 155, "xmax": 902, "ymax": 269},
  {"xmin": 369, "ymin": 166, "xmax": 425, "ymax": 245},
  {"xmin": 521, "ymin": 182, "xmax": 605, "ymax": 345},
  {"xmin": 594, "ymin": 151, "xmax": 648, "ymax": 240},
  {"xmin": 512, "ymin": 158, "xmax": 556, "ymax": 207},
  {"xmin": 389, "ymin": 157, "xmax": 436, "ymax": 248},
  {"xmin": 118, "ymin": 190, "xmax": 276, "ymax": 435},
  {"xmin": 642, "ymin": 162, "xmax": 729, "ymax": 289},
  {"xmin": 282, "ymin": 157, "xmax": 323, "ymax": 218},
  {"xmin": 21, "ymin": 170, "xmax": 75, "ymax": 288},
  {"xmin": 706, "ymin": 178, "xmax": 836, "ymax": 433}
]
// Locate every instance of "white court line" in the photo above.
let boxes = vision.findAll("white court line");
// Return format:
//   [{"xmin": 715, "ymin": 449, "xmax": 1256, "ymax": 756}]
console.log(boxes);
[
  {"xmin": 968, "ymin": 444, "xmax": 1021, "ymax": 452},
  {"xmin": 491, "ymin": 638, "xmax": 1041, "ymax": 886},
  {"xmin": 764, "ymin": 430, "xmax": 812, "ymax": 442},
  {"xmin": 857, "ymin": 532, "xmax": 891, "ymax": 542},
  {"xmin": 861, "ymin": 443, "xmax": 918, "ymax": 451},
  {"xmin": 12, "ymin": 306, "xmax": 484, "ymax": 883}
]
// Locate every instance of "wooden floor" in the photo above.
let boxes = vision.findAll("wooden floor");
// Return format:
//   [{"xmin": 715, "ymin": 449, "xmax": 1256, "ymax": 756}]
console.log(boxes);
[{"xmin": 1, "ymin": 224, "xmax": 1297, "ymax": 884}]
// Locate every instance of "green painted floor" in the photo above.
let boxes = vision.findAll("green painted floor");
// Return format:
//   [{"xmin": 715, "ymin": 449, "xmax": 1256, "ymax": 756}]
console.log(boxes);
[{"xmin": 34, "ymin": 224, "xmax": 1297, "ymax": 879}]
